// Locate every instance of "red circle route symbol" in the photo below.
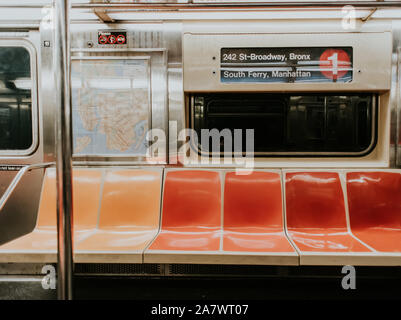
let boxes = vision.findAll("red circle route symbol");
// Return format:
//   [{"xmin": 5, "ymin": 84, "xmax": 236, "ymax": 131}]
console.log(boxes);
[
  {"xmin": 108, "ymin": 35, "xmax": 117, "ymax": 44},
  {"xmin": 319, "ymin": 49, "xmax": 351, "ymax": 80},
  {"xmin": 116, "ymin": 34, "xmax": 126, "ymax": 44},
  {"xmin": 98, "ymin": 35, "xmax": 108, "ymax": 44}
]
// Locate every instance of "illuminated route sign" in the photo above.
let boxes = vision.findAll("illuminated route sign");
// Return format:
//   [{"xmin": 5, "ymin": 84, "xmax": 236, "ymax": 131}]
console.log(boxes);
[
  {"xmin": 98, "ymin": 31, "xmax": 127, "ymax": 45},
  {"xmin": 220, "ymin": 47, "xmax": 353, "ymax": 83}
]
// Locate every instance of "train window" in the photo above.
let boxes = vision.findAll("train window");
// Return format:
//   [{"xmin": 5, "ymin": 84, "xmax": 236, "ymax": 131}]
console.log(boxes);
[
  {"xmin": 0, "ymin": 45, "xmax": 36, "ymax": 154},
  {"xmin": 190, "ymin": 93, "xmax": 376, "ymax": 156},
  {"xmin": 71, "ymin": 57, "xmax": 151, "ymax": 157}
]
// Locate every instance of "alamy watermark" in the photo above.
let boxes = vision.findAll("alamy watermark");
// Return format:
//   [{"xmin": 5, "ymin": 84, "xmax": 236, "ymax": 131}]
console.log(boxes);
[
  {"xmin": 341, "ymin": 265, "xmax": 356, "ymax": 290},
  {"xmin": 342, "ymin": 6, "xmax": 357, "ymax": 30},
  {"xmin": 41, "ymin": 265, "xmax": 56, "ymax": 290},
  {"xmin": 145, "ymin": 121, "xmax": 255, "ymax": 174}
]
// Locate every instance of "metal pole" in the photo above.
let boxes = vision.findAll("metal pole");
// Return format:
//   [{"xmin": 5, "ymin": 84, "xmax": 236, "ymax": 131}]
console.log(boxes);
[{"xmin": 54, "ymin": 0, "xmax": 74, "ymax": 300}]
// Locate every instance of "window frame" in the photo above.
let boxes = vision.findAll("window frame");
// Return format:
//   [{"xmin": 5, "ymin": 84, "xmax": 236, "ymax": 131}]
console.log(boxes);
[
  {"xmin": 189, "ymin": 93, "xmax": 377, "ymax": 157},
  {"xmin": 0, "ymin": 39, "xmax": 38, "ymax": 157}
]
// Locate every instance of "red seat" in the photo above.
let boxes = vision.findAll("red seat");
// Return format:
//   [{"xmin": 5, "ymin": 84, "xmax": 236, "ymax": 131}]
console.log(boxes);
[
  {"xmin": 347, "ymin": 171, "xmax": 401, "ymax": 253},
  {"xmin": 285, "ymin": 172, "xmax": 372, "ymax": 265},
  {"xmin": 145, "ymin": 170, "xmax": 221, "ymax": 263},
  {"xmin": 222, "ymin": 171, "xmax": 297, "ymax": 265}
]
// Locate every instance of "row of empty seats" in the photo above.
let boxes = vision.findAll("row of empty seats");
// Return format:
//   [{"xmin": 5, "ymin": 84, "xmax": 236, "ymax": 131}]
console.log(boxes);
[{"xmin": 0, "ymin": 168, "xmax": 400, "ymax": 266}]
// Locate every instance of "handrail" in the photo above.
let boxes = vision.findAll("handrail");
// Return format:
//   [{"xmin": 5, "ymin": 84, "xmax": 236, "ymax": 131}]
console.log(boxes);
[
  {"xmin": 71, "ymin": 1, "xmax": 401, "ymax": 9},
  {"xmin": 0, "ymin": 163, "xmax": 54, "ymax": 212},
  {"xmin": 2, "ymin": 1, "xmax": 401, "ymax": 9}
]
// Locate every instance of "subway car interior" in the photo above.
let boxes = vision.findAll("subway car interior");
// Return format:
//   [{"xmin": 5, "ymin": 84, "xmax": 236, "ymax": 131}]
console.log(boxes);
[{"xmin": 0, "ymin": 0, "xmax": 401, "ymax": 300}]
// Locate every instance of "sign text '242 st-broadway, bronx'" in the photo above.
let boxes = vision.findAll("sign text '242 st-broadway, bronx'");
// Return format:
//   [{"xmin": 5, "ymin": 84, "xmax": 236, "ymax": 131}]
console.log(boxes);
[{"xmin": 220, "ymin": 47, "xmax": 353, "ymax": 83}]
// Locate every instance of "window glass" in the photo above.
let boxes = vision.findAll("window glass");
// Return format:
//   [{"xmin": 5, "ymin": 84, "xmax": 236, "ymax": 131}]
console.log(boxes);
[
  {"xmin": 192, "ymin": 93, "xmax": 375, "ymax": 155},
  {"xmin": 0, "ymin": 46, "xmax": 33, "ymax": 151}
]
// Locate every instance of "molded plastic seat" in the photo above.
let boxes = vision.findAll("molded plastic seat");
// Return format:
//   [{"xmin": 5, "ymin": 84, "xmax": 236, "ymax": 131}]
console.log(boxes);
[
  {"xmin": 76, "ymin": 169, "xmax": 162, "ymax": 263},
  {"xmin": 347, "ymin": 171, "xmax": 401, "ymax": 254},
  {"xmin": 221, "ymin": 171, "xmax": 297, "ymax": 265},
  {"xmin": 285, "ymin": 172, "xmax": 372, "ymax": 265},
  {"xmin": 0, "ymin": 168, "xmax": 162, "ymax": 263},
  {"xmin": 145, "ymin": 170, "xmax": 221, "ymax": 264},
  {"xmin": 0, "ymin": 168, "xmax": 102, "ymax": 262}
]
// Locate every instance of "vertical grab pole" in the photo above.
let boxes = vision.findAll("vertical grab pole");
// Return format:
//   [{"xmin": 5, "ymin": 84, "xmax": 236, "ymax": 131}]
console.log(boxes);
[{"xmin": 54, "ymin": 0, "xmax": 74, "ymax": 300}]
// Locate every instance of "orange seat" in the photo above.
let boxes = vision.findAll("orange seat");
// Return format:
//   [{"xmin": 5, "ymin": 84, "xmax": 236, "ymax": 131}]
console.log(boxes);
[
  {"xmin": 76, "ymin": 169, "xmax": 162, "ymax": 263},
  {"xmin": 145, "ymin": 170, "xmax": 221, "ymax": 263},
  {"xmin": 0, "ymin": 168, "xmax": 102, "ymax": 262},
  {"xmin": 221, "ymin": 171, "xmax": 297, "ymax": 264},
  {"xmin": 347, "ymin": 171, "xmax": 401, "ymax": 253},
  {"xmin": 285, "ymin": 172, "xmax": 372, "ymax": 265}
]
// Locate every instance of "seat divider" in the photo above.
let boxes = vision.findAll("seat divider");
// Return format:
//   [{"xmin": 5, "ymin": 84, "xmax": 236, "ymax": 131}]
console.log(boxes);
[
  {"xmin": 280, "ymin": 170, "xmax": 301, "ymax": 261},
  {"xmin": 141, "ymin": 167, "xmax": 165, "ymax": 263},
  {"xmin": 339, "ymin": 171, "xmax": 376, "ymax": 253},
  {"xmin": 219, "ymin": 170, "xmax": 226, "ymax": 252}
]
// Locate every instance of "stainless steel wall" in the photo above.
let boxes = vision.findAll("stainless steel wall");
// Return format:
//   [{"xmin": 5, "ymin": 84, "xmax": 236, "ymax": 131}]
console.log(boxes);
[{"xmin": 0, "ymin": 4, "xmax": 401, "ymax": 242}]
